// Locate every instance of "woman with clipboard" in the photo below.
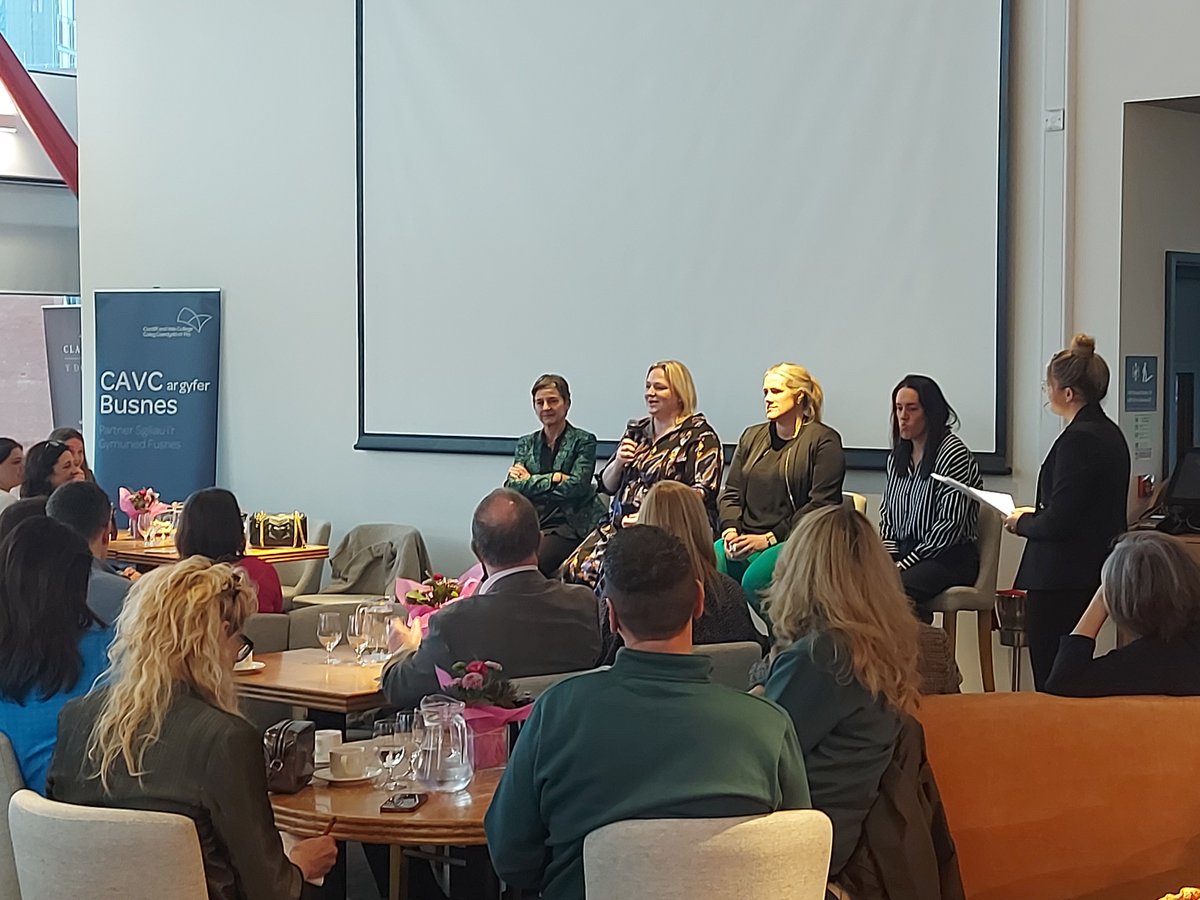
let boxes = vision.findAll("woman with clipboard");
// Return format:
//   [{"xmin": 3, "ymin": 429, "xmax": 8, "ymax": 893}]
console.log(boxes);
[{"xmin": 1005, "ymin": 335, "xmax": 1131, "ymax": 690}]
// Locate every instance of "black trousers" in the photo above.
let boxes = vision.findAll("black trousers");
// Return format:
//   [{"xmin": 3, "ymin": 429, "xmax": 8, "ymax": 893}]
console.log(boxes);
[
  {"xmin": 897, "ymin": 542, "xmax": 980, "ymax": 623},
  {"xmin": 538, "ymin": 531, "xmax": 581, "ymax": 577},
  {"xmin": 1025, "ymin": 587, "xmax": 1094, "ymax": 691}
]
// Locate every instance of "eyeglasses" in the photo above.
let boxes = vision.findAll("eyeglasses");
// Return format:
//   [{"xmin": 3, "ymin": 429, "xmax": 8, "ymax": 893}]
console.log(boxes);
[{"xmin": 236, "ymin": 634, "xmax": 254, "ymax": 663}]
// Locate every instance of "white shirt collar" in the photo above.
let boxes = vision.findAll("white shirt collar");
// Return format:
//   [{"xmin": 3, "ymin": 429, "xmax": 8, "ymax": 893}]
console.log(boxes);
[{"xmin": 479, "ymin": 564, "xmax": 541, "ymax": 594}]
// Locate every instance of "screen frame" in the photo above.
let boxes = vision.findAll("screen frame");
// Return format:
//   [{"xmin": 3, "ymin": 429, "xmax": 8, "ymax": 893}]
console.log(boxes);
[{"xmin": 353, "ymin": 0, "xmax": 1013, "ymax": 475}]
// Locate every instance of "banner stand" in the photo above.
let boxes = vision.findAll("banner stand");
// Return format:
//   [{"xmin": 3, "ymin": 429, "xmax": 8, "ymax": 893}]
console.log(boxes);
[{"xmin": 93, "ymin": 289, "xmax": 221, "ymax": 524}]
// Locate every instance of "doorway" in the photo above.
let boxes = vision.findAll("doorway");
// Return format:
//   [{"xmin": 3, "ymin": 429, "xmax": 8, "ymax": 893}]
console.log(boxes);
[{"xmin": 1164, "ymin": 251, "xmax": 1200, "ymax": 476}]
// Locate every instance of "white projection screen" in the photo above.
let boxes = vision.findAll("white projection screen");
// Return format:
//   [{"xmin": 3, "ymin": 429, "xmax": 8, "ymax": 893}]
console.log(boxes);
[{"xmin": 357, "ymin": 0, "xmax": 1010, "ymax": 470}]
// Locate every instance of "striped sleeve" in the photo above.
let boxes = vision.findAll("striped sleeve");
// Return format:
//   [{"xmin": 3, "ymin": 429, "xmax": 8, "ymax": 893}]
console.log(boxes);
[
  {"xmin": 896, "ymin": 436, "xmax": 981, "ymax": 571},
  {"xmin": 879, "ymin": 454, "xmax": 900, "ymax": 555}
]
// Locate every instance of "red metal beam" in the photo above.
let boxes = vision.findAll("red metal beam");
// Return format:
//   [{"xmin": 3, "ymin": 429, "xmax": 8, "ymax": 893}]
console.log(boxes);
[{"xmin": 0, "ymin": 33, "xmax": 78, "ymax": 194}]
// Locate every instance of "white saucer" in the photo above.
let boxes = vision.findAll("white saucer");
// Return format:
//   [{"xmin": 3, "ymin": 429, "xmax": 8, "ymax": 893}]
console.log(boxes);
[
  {"xmin": 313, "ymin": 766, "xmax": 382, "ymax": 786},
  {"xmin": 234, "ymin": 661, "xmax": 266, "ymax": 674}
]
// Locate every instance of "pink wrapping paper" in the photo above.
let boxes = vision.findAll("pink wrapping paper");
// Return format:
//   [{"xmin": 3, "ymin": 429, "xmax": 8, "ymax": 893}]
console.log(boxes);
[
  {"xmin": 118, "ymin": 487, "xmax": 169, "ymax": 532},
  {"xmin": 432, "ymin": 667, "xmax": 534, "ymax": 769},
  {"xmin": 395, "ymin": 564, "xmax": 485, "ymax": 635}
]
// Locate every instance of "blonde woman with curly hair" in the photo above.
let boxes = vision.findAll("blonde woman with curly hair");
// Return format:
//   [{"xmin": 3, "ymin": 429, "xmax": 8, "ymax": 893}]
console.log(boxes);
[
  {"xmin": 717, "ymin": 363, "xmax": 845, "ymax": 614},
  {"xmin": 762, "ymin": 505, "xmax": 919, "ymax": 878},
  {"xmin": 47, "ymin": 557, "xmax": 336, "ymax": 898}
]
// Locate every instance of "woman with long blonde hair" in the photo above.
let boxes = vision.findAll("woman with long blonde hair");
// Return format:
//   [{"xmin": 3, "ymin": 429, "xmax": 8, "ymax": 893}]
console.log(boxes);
[
  {"xmin": 564, "ymin": 359, "xmax": 722, "ymax": 591},
  {"xmin": 47, "ymin": 557, "xmax": 336, "ymax": 898},
  {"xmin": 762, "ymin": 504, "xmax": 919, "ymax": 878},
  {"xmin": 717, "ymin": 363, "xmax": 845, "ymax": 618},
  {"xmin": 598, "ymin": 482, "xmax": 762, "ymax": 662}
]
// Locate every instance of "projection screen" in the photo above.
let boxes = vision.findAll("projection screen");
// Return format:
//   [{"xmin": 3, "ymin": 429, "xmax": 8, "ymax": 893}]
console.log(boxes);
[{"xmin": 357, "ymin": 0, "xmax": 1010, "ymax": 470}]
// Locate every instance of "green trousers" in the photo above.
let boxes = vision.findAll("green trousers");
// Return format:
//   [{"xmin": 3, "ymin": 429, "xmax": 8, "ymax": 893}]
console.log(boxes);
[{"xmin": 714, "ymin": 539, "xmax": 784, "ymax": 620}]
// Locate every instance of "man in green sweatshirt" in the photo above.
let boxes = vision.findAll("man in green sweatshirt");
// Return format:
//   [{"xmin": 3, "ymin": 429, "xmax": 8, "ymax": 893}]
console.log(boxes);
[{"xmin": 485, "ymin": 525, "xmax": 811, "ymax": 900}]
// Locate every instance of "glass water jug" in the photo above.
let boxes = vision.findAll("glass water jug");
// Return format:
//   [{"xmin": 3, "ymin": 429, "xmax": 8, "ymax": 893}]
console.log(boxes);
[{"xmin": 413, "ymin": 694, "xmax": 474, "ymax": 793}]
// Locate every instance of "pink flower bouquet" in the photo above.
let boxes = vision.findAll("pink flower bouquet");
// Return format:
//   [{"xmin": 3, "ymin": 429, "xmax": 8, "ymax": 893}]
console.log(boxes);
[
  {"xmin": 118, "ymin": 487, "xmax": 169, "ymax": 540},
  {"xmin": 396, "ymin": 564, "xmax": 485, "ymax": 635},
  {"xmin": 435, "ymin": 661, "xmax": 533, "ymax": 769}
]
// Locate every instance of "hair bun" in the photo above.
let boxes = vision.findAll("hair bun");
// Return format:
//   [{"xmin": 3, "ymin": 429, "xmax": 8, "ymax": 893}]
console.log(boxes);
[{"xmin": 1070, "ymin": 333, "xmax": 1096, "ymax": 357}]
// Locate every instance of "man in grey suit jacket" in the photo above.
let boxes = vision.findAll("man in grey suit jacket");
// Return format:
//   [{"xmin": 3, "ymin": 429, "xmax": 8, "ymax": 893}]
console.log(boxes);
[
  {"xmin": 383, "ymin": 489, "xmax": 601, "ymax": 709},
  {"xmin": 46, "ymin": 481, "xmax": 132, "ymax": 626}
]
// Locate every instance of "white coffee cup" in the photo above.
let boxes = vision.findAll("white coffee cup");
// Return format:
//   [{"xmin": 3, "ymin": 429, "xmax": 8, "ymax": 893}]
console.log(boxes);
[
  {"xmin": 314, "ymin": 729, "xmax": 342, "ymax": 763},
  {"xmin": 328, "ymin": 745, "xmax": 367, "ymax": 779},
  {"xmin": 233, "ymin": 651, "xmax": 255, "ymax": 671}
]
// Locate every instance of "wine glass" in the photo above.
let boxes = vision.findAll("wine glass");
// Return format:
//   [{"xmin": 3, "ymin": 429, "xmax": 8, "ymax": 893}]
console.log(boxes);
[
  {"xmin": 316, "ymin": 612, "xmax": 343, "ymax": 666},
  {"xmin": 373, "ymin": 720, "xmax": 406, "ymax": 789},
  {"xmin": 347, "ymin": 608, "xmax": 369, "ymax": 665},
  {"xmin": 393, "ymin": 710, "xmax": 423, "ymax": 784}
]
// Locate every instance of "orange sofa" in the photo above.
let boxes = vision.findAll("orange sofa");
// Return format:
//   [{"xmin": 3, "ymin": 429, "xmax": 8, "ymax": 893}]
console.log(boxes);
[{"xmin": 917, "ymin": 693, "xmax": 1200, "ymax": 900}]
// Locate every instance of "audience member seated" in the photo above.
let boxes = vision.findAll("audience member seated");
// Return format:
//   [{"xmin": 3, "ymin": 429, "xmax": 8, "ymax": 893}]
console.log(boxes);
[
  {"xmin": 48, "ymin": 426, "xmax": 97, "ymax": 484},
  {"xmin": 762, "ymin": 505, "xmax": 921, "ymax": 881},
  {"xmin": 383, "ymin": 489, "xmax": 601, "ymax": 708},
  {"xmin": 46, "ymin": 481, "xmax": 131, "ymax": 626},
  {"xmin": 1046, "ymin": 531, "xmax": 1200, "ymax": 697},
  {"xmin": 486, "ymin": 525, "xmax": 810, "ymax": 900},
  {"xmin": 599, "ymin": 481, "xmax": 763, "ymax": 664},
  {"xmin": 175, "ymin": 487, "xmax": 283, "ymax": 613},
  {"xmin": 0, "ymin": 438, "xmax": 22, "ymax": 512},
  {"xmin": 717, "ymin": 363, "xmax": 845, "ymax": 612},
  {"xmin": 47, "ymin": 557, "xmax": 336, "ymax": 897},
  {"xmin": 879, "ymin": 375, "xmax": 982, "ymax": 622},
  {"xmin": 19, "ymin": 439, "xmax": 81, "ymax": 499},
  {"xmin": 0, "ymin": 517, "xmax": 111, "ymax": 794},
  {"xmin": 505, "ymin": 374, "xmax": 606, "ymax": 575},
  {"xmin": 564, "ymin": 359, "xmax": 722, "ymax": 590},
  {"xmin": 0, "ymin": 497, "xmax": 46, "ymax": 541}
]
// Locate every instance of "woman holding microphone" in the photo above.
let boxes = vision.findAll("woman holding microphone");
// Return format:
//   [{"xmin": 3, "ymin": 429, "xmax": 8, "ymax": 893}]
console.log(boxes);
[
  {"xmin": 563, "ymin": 360, "xmax": 722, "ymax": 590},
  {"xmin": 1005, "ymin": 335, "xmax": 1130, "ymax": 690}
]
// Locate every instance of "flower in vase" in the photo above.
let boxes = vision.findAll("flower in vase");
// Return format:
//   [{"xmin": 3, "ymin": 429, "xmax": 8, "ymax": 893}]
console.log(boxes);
[
  {"xmin": 466, "ymin": 660, "xmax": 489, "ymax": 675},
  {"xmin": 460, "ymin": 672, "xmax": 485, "ymax": 690}
]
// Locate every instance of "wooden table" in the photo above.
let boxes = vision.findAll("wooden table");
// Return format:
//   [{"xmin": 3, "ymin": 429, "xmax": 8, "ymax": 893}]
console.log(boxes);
[
  {"xmin": 107, "ymin": 532, "xmax": 329, "ymax": 568},
  {"xmin": 273, "ymin": 767, "xmax": 502, "ymax": 900},
  {"xmin": 272, "ymin": 767, "xmax": 500, "ymax": 846},
  {"xmin": 236, "ymin": 649, "xmax": 386, "ymax": 713}
]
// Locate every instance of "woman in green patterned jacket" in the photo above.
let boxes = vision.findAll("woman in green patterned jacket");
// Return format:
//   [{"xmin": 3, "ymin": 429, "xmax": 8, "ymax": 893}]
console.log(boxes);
[{"xmin": 506, "ymin": 374, "xmax": 606, "ymax": 575}]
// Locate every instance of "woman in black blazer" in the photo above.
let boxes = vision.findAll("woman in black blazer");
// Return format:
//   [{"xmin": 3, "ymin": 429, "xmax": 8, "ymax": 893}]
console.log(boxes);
[{"xmin": 1005, "ymin": 335, "xmax": 1131, "ymax": 689}]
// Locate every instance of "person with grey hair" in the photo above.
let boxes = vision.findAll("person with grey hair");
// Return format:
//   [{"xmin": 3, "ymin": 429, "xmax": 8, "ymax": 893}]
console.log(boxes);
[
  {"xmin": 1045, "ymin": 531, "xmax": 1200, "ymax": 697},
  {"xmin": 381, "ymin": 489, "xmax": 602, "ymax": 708}
]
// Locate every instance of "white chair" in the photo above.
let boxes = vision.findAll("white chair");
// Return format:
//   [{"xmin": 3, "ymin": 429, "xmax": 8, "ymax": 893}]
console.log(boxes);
[
  {"xmin": 0, "ymin": 734, "xmax": 24, "ymax": 900},
  {"xmin": 276, "ymin": 518, "xmax": 331, "ymax": 610},
  {"xmin": 583, "ymin": 810, "xmax": 832, "ymax": 900},
  {"xmin": 693, "ymin": 642, "xmax": 764, "ymax": 691},
  {"xmin": 8, "ymin": 790, "xmax": 207, "ymax": 899},
  {"xmin": 926, "ymin": 507, "xmax": 1002, "ymax": 692}
]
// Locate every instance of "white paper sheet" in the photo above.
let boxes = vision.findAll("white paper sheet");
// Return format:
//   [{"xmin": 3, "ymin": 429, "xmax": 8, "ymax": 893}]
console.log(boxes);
[{"xmin": 931, "ymin": 473, "xmax": 1016, "ymax": 516}]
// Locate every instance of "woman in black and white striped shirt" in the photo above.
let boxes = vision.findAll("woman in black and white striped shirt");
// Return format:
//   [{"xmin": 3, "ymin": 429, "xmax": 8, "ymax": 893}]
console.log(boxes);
[{"xmin": 879, "ymin": 375, "xmax": 981, "ymax": 621}]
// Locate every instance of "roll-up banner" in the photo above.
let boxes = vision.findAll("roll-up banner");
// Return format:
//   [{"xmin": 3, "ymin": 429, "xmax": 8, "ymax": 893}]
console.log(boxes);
[
  {"xmin": 93, "ymin": 289, "xmax": 221, "ymax": 523},
  {"xmin": 42, "ymin": 305, "xmax": 83, "ymax": 430}
]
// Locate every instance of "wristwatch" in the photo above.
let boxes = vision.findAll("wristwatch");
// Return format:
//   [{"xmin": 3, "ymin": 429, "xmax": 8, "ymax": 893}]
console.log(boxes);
[{"xmin": 765, "ymin": 532, "xmax": 778, "ymax": 548}]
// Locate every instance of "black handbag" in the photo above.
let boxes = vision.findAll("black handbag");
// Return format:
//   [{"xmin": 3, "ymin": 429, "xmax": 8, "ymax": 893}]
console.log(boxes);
[
  {"xmin": 263, "ymin": 719, "xmax": 315, "ymax": 794},
  {"xmin": 248, "ymin": 511, "xmax": 308, "ymax": 548}
]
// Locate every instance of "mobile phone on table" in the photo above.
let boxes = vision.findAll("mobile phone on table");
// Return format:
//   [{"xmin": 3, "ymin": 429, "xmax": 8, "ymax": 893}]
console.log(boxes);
[{"xmin": 380, "ymin": 792, "xmax": 426, "ymax": 813}]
